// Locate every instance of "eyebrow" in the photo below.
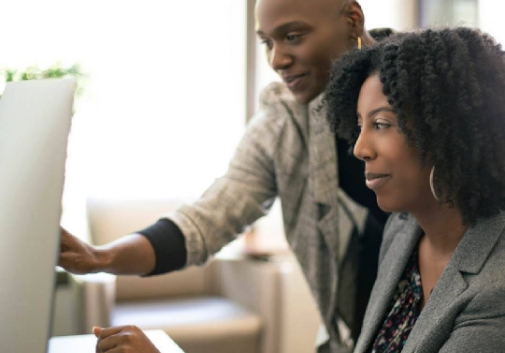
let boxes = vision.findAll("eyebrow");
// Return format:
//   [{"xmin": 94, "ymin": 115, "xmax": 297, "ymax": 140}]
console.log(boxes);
[
  {"xmin": 357, "ymin": 106, "xmax": 396, "ymax": 120},
  {"xmin": 256, "ymin": 21, "xmax": 311, "ymax": 36}
]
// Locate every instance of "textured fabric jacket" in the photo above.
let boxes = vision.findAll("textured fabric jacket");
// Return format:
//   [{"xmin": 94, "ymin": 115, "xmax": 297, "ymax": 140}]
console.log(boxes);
[
  {"xmin": 354, "ymin": 212, "xmax": 505, "ymax": 353},
  {"xmin": 168, "ymin": 82, "xmax": 368, "ymax": 351}
]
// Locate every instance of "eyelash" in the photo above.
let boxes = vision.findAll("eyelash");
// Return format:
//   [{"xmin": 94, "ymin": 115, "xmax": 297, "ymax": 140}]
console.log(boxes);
[
  {"xmin": 260, "ymin": 33, "xmax": 303, "ymax": 50},
  {"xmin": 286, "ymin": 34, "xmax": 302, "ymax": 42},
  {"xmin": 374, "ymin": 122, "xmax": 390, "ymax": 130},
  {"xmin": 357, "ymin": 122, "xmax": 391, "ymax": 131}
]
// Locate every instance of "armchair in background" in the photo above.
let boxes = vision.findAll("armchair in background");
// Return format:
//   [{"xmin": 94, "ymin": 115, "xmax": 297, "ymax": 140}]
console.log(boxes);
[{"xmin": 85, "ymin": 198, "xmax": 285, "ymax": 353}]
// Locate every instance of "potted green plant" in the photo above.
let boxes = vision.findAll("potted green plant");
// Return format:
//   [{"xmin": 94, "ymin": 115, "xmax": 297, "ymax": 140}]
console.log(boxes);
[{"xmin": 0, "ymin": 63, "xmax": 86, "ymax": 98}]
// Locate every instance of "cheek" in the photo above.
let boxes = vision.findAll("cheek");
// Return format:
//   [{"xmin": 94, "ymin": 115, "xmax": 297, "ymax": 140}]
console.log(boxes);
[
  {"xmin": 396, "ymin": 152, "xmax": 426, "ymax": 188},
  {"xmin": 376, "ymin": 173, "xmax": 426, "ymax": 213},
  {"xmin": 303, "ymin": 30, "xmax": 348, "ymax": 71},
  {"xmin": 298, "ymin": 43, "xmax": 332, "ymax": 73},
  {"xmin": 393, "ymin": 161, "xmax": 432, "ymax": 203},
  {"xmin": 327, "ymin": 23, "xmax": 352, "ymax": 57},
  {"xmin": 382, "ymin": 149, "xmax": 428, "ymax": 204}
]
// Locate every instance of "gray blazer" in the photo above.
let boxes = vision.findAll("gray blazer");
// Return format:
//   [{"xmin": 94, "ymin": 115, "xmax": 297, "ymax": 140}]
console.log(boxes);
[
  {"xmin": 168, "ymin": 82, "xmax": 368, "ymax": 351},
  {"xmin": 354, "ymin": 212, "xmax": 505, "ymax": 353}
]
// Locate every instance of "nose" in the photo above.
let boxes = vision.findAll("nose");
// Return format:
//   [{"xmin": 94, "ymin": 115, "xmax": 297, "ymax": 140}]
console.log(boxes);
[
  {"xmin": 268, "ymin": 44, "xmax": 293, "ymax": 71},
  {"xmin": 353, "ymin": 129, "xmax": 376, "ymax": 162}
]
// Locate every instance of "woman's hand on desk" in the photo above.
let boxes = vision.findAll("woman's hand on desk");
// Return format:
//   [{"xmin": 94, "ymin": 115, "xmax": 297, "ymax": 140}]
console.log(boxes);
[
  {"xmin": 58, "ymin": 227, "xmax": 102, "ymax": 274},
  {"xmin": 94, "ymin": 326, "xmax": 160, "ymax": 353}
]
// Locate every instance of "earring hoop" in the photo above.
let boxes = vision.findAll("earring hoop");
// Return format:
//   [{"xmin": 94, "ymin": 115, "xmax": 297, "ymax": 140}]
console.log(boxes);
[
  {"xmin": 430, "ymin": 166, "xmax": 440, "ymax": 202},
  {"xmin": 357, "ymin": 37, "xmax": 362, "ymax": 50}
]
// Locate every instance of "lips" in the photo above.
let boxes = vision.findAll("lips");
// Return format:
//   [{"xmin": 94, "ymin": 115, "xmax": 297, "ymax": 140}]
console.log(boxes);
[
  {"xmin": 283, "ymin": 73, "xmax": 308, "ymax": 91},
  {"xmin": 365, "ymin": 173, "xmax": 391, "ymax": 191}
]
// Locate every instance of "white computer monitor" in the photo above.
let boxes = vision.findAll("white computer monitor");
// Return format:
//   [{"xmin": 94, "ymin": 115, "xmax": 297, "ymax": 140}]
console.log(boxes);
[{"xmin": 0, "ymin": 79, "xmax": 75, "ymax": 353}]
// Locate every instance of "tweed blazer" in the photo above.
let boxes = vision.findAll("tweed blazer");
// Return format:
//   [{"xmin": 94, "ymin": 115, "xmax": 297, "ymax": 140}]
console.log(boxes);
[
  {"xmin": 168, "ymin": 82, "xmax": 368, "ymax": 350},
  {"xmin": 354, "ymin": 212, "xmax": 505, "ymax": 353}
]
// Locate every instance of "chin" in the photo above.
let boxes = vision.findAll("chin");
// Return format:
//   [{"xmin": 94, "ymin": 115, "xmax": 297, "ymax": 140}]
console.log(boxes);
[{"xmin": 376, "ymin": 197, "xmax": 404, "ymax": 213}]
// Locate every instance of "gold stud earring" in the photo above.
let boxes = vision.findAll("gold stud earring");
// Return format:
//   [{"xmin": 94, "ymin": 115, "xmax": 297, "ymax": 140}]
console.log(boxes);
[{"xmin": 357, "ymin": 37, "xmax": 362, "ymax": 50}]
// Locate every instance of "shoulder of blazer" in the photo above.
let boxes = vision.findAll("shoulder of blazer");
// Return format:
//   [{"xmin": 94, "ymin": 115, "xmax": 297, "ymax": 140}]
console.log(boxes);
[
  {"xmin": 246, "ymin": 83, "xmax": 295, "ymax": 142},
  {"xmin": 259, "ymin": 81, "xmax": 296, "ymax": 109},
  {"xmin": 255, "ymin": 81, "xmax": 311, "ymax": 148}
]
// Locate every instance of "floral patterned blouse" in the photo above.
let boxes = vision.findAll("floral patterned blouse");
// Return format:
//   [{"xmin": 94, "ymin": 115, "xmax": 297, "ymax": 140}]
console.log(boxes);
[{"xmin": 370, "ymin": 248, "xmax": 422, "ymax": 352}]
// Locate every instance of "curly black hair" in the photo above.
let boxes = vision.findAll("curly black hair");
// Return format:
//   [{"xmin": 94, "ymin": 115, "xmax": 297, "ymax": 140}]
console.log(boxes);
[{"xmin": 324, "ymin": 27, "xmax": 505, "ymax": 224}]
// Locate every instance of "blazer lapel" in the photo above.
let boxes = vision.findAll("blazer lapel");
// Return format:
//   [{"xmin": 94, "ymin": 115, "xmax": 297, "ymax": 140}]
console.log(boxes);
[
  {"xmin": 308, "ymin": 96, "xmax": 341, "ymax": 262},
  {"xmin": 401, "ymin": 266, "xmax": 467, "ymax": 353},
  {"xmin": 402, "ymin": 211, "xmax": 505, "ymax": 353},
  {"xmin": 355, "ymin": 215, "xmax": 423, "ymax": 353},
  {"xmin": 304, "ymin": 96, "xmax": 348, "ymax": 329}
]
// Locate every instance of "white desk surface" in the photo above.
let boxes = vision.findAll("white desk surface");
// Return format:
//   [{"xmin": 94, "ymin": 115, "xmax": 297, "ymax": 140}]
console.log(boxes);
[{"xmin": 49, "ymin": 329, "xmax": 185, "ymax": 353}]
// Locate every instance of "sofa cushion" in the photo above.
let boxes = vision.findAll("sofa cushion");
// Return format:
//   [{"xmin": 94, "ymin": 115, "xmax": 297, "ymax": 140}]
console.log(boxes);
[{"xmin": 115, "ymin": 264, "xmax": 217, "ymax": 301}]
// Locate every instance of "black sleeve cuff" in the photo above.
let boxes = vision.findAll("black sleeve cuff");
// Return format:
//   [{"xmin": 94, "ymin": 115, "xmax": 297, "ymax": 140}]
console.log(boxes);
[{"xmin": 138, "ymin": 218, "xmax": 187, "ymax": 276}]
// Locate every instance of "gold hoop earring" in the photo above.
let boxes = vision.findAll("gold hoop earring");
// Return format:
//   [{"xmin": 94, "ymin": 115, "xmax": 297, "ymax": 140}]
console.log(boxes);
[
  {"xmin": 357, "ymin": 37, "xmax": 362, "ymax": 50},
  {"xmin": 430, "ymin": 166, "xmax": 440, "ymax": 202}
]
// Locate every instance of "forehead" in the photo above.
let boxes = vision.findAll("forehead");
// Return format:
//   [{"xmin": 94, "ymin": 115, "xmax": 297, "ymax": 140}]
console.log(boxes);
[
  {"xmin": 358, "ymin": 75, "xmax": 390, "ymax": 114},
  {"xmin": 255, "ymin": 0, "xmax": 340, "ymax": 33}
]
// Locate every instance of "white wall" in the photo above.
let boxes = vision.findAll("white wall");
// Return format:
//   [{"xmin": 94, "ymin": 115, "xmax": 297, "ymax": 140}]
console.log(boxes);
[
  {"xmin": 479, "ymin": 0, "xmax": 505, "ymax": 45},
  {"xmin": 359, "ymin": 0, "xmax": 418, "ymax": 31},
  {"xmin": 1, "ymin": 0, "xmax": 247, "ymax": 202}
]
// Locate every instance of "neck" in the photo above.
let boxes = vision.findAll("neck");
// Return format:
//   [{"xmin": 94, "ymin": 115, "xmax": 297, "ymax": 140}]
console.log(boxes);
[{"xmin": 411, "ymin": 202, "xmax": 468, "ymax": 257}]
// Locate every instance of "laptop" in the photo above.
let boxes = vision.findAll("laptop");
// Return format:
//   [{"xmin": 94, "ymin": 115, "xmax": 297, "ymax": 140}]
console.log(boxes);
[{"xmin": 0, "ymin": 79, "xmax": 75, "ymax": 353}]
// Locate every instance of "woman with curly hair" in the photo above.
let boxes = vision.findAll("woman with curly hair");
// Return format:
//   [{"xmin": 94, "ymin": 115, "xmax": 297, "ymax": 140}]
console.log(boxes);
[{"xmin": 324, "ymin": 27, "xmax": 505, "ymax": 352}]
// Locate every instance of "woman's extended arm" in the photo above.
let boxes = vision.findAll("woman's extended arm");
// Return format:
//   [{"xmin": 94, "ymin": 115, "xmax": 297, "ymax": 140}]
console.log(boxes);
[{"xmin": 58, "ymin": 228, "xmax": 155, "ymax": 275}]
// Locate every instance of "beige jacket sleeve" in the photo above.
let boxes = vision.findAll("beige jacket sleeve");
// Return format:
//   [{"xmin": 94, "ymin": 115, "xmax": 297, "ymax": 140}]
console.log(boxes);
[{"xmin": 168, "ymin": 83, "xmax": 289, "ymax": 266}]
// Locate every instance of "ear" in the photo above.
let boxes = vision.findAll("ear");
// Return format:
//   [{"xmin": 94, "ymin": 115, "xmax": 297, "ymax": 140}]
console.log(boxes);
[{"xmin": 344, "ymin": 0, "xmax": 366, "ymax": 38}]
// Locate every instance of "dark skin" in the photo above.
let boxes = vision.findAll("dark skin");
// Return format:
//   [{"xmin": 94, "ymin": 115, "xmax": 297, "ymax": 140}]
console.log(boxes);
[
  {"xmin": 59, "ymin": 228, "xmax": 155, "ymax": 276},
  {"xmin": 59, "ymin": 1, "xmax": 376, "ymax": 351},
  {"xmin": 93, "ymin": 326, "xmax": 160, "ymax": 353},
  {"xmin": 356, "ymin": 75, "xmax": 468, "ymax": 309},
  {"xmin": 255, "ymin": 0, "xmax": 374, "ymax": 104}
]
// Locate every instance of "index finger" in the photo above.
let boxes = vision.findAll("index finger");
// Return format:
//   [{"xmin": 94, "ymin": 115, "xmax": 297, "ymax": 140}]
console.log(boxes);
[
  {"xmin": 59, "ymin": 227, "xmax": 73, "ymax": 251},
  {"xmin": 97, "ymin": 326, "xmax": 128, "ymax": 340}
]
